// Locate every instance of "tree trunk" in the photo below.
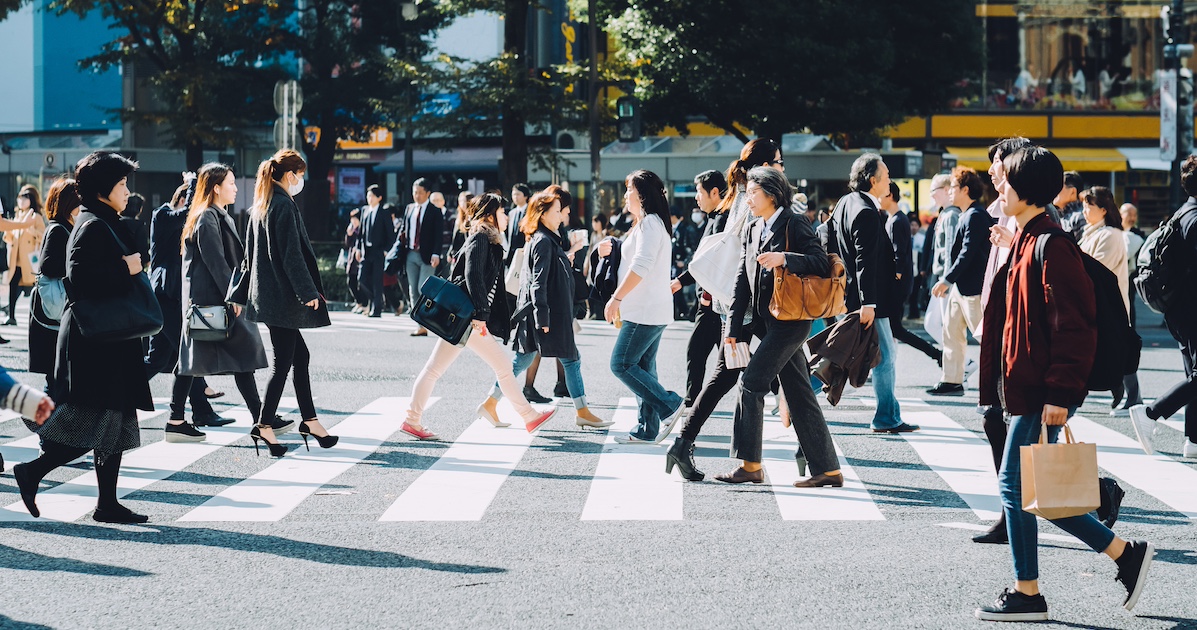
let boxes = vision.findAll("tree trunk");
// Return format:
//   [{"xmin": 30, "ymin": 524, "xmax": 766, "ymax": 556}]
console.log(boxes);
[
  {"xmin": 500, "ymin": 0, "xmax": 531, "ymax": 191},
  {"xmin": 302, "ymin": 114, "xmax": 339, "ymax": 239}
]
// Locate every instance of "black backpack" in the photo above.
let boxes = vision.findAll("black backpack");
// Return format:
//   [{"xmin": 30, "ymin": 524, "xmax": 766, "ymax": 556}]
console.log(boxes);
[
  {"xmin": 1034, "ymin": 230, "xmax": 1142, "ymax": 392},
  {"xmin": 1134, "ymin": 206, "xmax": 1195, "ymax": 314}
]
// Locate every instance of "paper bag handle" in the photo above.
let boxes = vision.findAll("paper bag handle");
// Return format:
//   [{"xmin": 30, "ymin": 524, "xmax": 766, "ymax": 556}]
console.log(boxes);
[{"xmin": 1038, "ymin": 424, "xmax": 1077, "ymax": 445}]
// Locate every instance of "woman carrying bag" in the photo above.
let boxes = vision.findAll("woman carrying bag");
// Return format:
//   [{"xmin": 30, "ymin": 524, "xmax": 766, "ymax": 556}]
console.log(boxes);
[
  {"xmin": 164, "ymin": 163, "xmax": 272, "ymax": 444},
  {"xmin": 404, "ymin": 193, "xmax": 556, "ymax": 440},
  {"xmin": 228, "ymin": 150, "xmax": 337, "ymax": 458},
  {"xmin": 718, "ymin": 167, "xmax": 841, "ymax": 487},
  {"xmin": 14, "ymin": 150, "xmax": 156, "ymax": 524},
  {"xmin": 28, "ymin": 178, "xmax": 80, "ymax": 385},
  {"xmin": 477, "ymin": 186, "xmax": 611, "ymax": 430}
]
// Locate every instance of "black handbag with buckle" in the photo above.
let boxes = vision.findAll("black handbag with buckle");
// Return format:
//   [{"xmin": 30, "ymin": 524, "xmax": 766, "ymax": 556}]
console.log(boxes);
[
  {"xmin": 69, "ymin": 213, "xmax": 164, "ymax": 342},
  {"xmin": 186, "ymin": 304, "xmax": 232, "ymax": 342},
  {"xmin": 410, "ymin": 274, "xmax": 475, "ymax": 346}
]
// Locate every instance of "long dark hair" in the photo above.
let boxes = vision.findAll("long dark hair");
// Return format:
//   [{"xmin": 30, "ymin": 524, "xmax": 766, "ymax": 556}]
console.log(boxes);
[
  {"xmin": 718, "ymin": 138, "xmax": 780, "ymax": 212},
  {"xmin": 181, "ymin": 163, "xmax": 233, "ymax": 252},
  {"xmin": 626, "ymin": 170, "xmax": 671, "ymax": 229},
  {"xmin": 468, "ymin": 192, "xmax": 505, "ymax": 228}
]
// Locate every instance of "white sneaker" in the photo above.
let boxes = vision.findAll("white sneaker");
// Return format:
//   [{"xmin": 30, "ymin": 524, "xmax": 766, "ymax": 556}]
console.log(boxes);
[
  {"xmin": 1183, "ymin": 440, "xmax": 1197, "ymax": 459},
  {"xmin": 963, "ymin": 359, "xmax": 978, "ymax": 383},
  {"xmin": 653, "ymin": 403, "xmax": 687, "ymax": 444},
  {"xmin": 1128, "ymin": 405, "xmax": 1156, "ymax": 455}
]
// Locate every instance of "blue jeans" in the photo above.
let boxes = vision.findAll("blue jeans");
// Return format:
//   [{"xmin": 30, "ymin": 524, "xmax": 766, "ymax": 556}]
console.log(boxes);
[
  {"xmin": 1000, "ymin": 408, "xmax": 1116, "ymax": 581},
  {"xmin": 492, "ymin": 351, "xmax": 587, "ymax": 409},
  {"xmin": 610, "ymin": 321, "xmax": 683, "ymax": 440},
  {"xmin": 871, "ymin": 317, "xmax": 903, "ymax": 430}
]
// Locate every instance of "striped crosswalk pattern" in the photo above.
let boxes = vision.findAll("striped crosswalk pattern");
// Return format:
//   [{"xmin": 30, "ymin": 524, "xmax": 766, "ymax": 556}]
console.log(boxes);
[{"xmin": 1, "ymin": 393, "xmax": 1195, "ymax": 524}]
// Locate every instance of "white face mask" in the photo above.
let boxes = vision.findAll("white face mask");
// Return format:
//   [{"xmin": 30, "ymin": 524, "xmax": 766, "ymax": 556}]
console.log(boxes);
[
  {"xmin": 287, "ymin": 175, "xmax": 305, "ymax": 196},
  {"xmin": 691, "ymin": 211, "xmax": 705, "ymax": 224}
]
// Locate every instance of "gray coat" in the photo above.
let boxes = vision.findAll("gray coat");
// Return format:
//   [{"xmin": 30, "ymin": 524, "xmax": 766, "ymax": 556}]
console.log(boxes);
[
  {"xmin": 228, "ymin": 184, "xmax": 331, "ymax": 329},
  {"xmin": 512, "ymin": 227, "xmax": 577, "ymax": 359},
  {"xmin": 178, "ymin": 207, "xmax": 268, "ymax": 376}
]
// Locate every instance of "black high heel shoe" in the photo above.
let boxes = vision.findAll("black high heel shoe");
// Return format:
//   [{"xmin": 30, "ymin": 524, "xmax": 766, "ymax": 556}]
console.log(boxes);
[
  {"xmin": 250, "ymin": 424, "xmax": 290, "ymax": 457},
  {"xmin": 665, "ymin": 437, "xmax": 704, "ymax": 481},
  {"xmin": 298, "ymin": 420, "xmax": 339, "ymax": 451}
]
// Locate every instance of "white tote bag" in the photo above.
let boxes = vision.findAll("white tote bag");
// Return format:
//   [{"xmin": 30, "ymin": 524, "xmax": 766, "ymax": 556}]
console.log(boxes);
[
  {"xmin": 687, "ymin": 214, "xmax": 747, "ymax": 305},
  {"xmin": 504, "ymin": 247, "xmax": 526, "ymax": 296},
  {"xmin": 923, "ymin": 294, "xmax": 945, "ymax": 345}
]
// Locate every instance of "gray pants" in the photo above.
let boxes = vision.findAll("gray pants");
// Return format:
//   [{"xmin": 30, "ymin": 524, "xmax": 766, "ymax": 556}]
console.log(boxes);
[{"xmin": 406, "ymin": 250, "xmax": 435, "ymax": 314}]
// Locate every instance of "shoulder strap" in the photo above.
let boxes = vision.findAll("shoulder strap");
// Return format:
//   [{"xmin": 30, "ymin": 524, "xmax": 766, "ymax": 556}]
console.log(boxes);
[{"xmin": 82, "ymin": 214, "xmax": 131, "ymax": 257}]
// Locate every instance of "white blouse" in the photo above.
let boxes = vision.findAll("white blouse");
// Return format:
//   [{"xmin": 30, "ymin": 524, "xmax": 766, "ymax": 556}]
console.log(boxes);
[{"xmin": 617, "ymin": 213, "xmax": 673, "ymax": 325}]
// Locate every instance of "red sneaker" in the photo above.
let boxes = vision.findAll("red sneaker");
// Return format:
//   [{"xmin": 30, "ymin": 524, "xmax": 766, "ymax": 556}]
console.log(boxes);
[
  {"xmin": 401, "ymin": 423, "xmax": 439, "ymax": 440},
  {"xmin": 525, "ymin": 408, "xmax": 557, "ymax": 433}
]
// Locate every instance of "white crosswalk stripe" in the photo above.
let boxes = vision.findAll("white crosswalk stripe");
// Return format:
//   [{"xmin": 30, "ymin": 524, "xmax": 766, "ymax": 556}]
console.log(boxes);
[
  {"xmin": 581, "ymin": 398, "xmax": 683, "ymax": 520},
  {"xmin": 895, "ymin": 411, "xmax": 1002, "ymax": 520},
  {"xmin": 762, "ymin": 429, "xmax": 884, "ymax": 521}
]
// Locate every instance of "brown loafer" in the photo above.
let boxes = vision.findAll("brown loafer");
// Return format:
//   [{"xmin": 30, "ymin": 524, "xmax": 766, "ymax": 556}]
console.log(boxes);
[
  {"xmin": 714, "ymin": 467, "xmax": 764, "ymax": 484},
  {"xmin": 793, "ymin": 472, "xmax": 844, "ymax": 488}
]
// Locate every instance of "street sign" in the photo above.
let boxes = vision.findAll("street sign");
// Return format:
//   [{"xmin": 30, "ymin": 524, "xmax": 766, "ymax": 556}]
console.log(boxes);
[
  {"xmin": 1162, "ymin": 70, "xmax": 1178, "ymax": 162},
  {"xmin": 273, "ymin": 80, "xmax": 303, "ymax": 115},
  {"xmin": 273, "ymin": 80, "xmax": 303, "ymax": 151}
]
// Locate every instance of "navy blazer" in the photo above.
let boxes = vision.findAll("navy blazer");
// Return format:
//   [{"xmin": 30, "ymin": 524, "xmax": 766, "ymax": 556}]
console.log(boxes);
[
  {"xmin": 881, "ymin": 210, "xmax": 914, "ymax": 319},
  {"xmin": 829, "ymin": 191, "xmax": 881, "ymax": 311},
  {"xmin": 943, "ymin": 201, "xmax": 994, "ymax": 297}
]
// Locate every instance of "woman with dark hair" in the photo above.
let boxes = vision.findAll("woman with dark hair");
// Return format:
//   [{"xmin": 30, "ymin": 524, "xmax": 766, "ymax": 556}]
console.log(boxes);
[
  {"xmin": 717, "ymin": 167, "xmax": 840, "ymax": 485},
  {"xmin": 164, "ymin": 163, "xmax": 271, "ymax": 444},
  {"xmin": 14, "ymin": 150, "xmax": 155, "ymax": 524},
  {"xmin": 28, "ymin": 178, "xmax": 81, "ymax": 383},
  {"xmin": 5, "ymin": 184, "xmax": 48, "ymax": 326},
  {"xmin": 477, "ymin": 187, "xmax": 611, "ymax": 429},
  {"xmin": 403, "ymin": 193, "xmax": 557, "ymax": 439},
  {"xmin": 447, "ymin": 191, "xmax": 474, "ymax": 267},
  {"xmin": 228, "ymin": 149, "xmax": 337, "ymax": 458},
  {"xmin": 595, "ymin": 170, "xmax": 684, "ymax": 443}
]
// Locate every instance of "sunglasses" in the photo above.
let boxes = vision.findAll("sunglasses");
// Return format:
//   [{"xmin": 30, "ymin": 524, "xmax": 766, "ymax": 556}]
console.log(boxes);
[{"xmin": 768, "ymin": 159, "xmax": 784, "ymax": 167}]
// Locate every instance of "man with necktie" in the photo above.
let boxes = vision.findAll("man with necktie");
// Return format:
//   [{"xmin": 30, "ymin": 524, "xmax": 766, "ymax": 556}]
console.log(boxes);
[
  {"xmin": 357, "ymin": 184, "xmax": 396, "ymax": 318},
  {"xmin": 392, "ymin": 177, "xmax": 444, "ymax": 336}
]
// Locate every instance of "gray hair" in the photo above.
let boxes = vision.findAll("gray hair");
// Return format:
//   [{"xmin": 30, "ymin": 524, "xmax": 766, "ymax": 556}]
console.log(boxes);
[
  {"xmin": 746, "ymin": 166, "xmax": 793, "ymax": 211},
  {"xmin": 848, "ymin": 153, "xmax": 885, "ymax": 193},
  {"xmin": 930, "ymin": 173, "xmax": 952, "ymax": 190}
]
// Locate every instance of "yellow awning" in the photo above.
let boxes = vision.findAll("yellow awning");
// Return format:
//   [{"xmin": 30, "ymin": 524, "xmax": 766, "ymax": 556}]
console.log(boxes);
[{"xmin": 946, "ymin": 147, "xmax": 1128, "ymax": 173}]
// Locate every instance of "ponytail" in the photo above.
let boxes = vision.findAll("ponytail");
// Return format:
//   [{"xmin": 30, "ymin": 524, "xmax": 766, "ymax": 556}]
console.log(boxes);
[
  {"xmin": 717, "ymin": 139, "xmax": 780, "ymax": 212},
  {"xmin": 250, "ymin": 149, "xmax": 306, "ymax": 223}
]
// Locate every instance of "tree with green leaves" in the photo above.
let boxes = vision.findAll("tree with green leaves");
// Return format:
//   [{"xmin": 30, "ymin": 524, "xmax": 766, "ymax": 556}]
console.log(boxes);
[{"xmin": 602, "ymin": 0, "xmax": 981, "ymax": 144}]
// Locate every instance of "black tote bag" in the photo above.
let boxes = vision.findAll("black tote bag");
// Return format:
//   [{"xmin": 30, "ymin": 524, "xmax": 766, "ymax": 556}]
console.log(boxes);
[
  {"xmin": 410, "ymin": 275, "xmax": 475, "ymax": 346},
  {"xmin": 70, "ymin": 215, "xmax": 163, "ymax": 342}
]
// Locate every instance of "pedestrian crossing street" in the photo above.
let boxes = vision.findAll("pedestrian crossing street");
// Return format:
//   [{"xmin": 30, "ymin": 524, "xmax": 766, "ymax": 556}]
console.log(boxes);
[{"xmin": 1, "ymin": 392, "xmax": 1194, "ymax": 525}]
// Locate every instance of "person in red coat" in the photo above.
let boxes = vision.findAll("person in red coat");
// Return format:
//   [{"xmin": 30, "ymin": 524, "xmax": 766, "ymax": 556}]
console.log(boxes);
[{"xmin": 973, "ymin": 146, "xmax": 1153, "ymax": 622}]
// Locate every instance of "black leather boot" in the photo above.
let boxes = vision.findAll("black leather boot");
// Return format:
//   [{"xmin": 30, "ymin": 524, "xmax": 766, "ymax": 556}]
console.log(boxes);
[{"xmin": 665, "ymin": 437, "xmax": 705, "ymax": 481}]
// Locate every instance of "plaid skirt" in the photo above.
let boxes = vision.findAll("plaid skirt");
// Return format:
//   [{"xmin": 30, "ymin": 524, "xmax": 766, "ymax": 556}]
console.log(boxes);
[{"xmin": 24, "ymin": 403, "xmax": 140, "ymax": 465}]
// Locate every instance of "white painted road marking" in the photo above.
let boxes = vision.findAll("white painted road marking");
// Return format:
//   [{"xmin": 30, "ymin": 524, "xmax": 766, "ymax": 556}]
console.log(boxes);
[{"xmin": 581, "ymin": 398, "xmax": 683, "ymax": 520}]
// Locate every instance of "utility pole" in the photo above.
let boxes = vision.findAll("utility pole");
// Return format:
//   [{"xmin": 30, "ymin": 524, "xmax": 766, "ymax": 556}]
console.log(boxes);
[
  {"xmin": 587, "ymin": 0, "xmax": 601, "ymax": 223},
  {"xmin": 1164, "ymin": 0, "xmax": 1194, "ymax": 209}
]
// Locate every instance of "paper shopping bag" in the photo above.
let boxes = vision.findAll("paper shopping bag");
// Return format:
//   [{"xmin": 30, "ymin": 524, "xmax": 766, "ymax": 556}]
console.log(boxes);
[{"xmin": 1020, "ymin": 425, "xmax": 1100, "ymax": 520}]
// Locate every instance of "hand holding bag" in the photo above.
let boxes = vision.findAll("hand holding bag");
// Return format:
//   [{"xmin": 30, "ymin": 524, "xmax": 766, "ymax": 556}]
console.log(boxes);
[
  {"xmin": 768, "ymin": 227, "xmax": 848, "ymax": 321},
  {"xmin": 410, "ymin": 274, "xmax": 475, "ymax": 346},
  {"xmin": 186, "ymin": 304, "xmax": 232, "ymax": 342},
  {"xmin": 1020, "ymin": 424, "xmax": 1101, "ymax": 520},
  {"xmin": 70, "ymin": 216, "xmax": 163, "ymax": 342}
]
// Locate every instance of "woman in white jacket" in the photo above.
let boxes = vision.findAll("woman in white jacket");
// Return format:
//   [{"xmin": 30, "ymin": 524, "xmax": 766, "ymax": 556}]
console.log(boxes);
[{"xmin": 596, "ymin": 170, "xmax": 685, "ymax": 443}]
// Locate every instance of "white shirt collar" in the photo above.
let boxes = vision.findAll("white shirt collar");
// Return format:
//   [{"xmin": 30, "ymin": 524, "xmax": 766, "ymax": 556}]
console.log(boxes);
[
  {"xmin": 864, "ymin": 191, "xmax": 881, "ymax": 209},
  {"xmin": 761, "ymin": 208, "xmax": 783, "ymax": 238}
]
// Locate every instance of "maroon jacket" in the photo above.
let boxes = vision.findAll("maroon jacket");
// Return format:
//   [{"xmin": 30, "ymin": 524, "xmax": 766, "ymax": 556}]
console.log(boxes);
[{"xmin": 979, "ymin": 212, "xmax": 1096, "ymax": 415}]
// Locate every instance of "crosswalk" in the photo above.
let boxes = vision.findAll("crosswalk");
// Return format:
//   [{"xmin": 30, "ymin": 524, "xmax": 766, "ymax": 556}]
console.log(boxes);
[{"xmin": 2, "ymin": 392, "xmax": 1194, "ymax": 525}]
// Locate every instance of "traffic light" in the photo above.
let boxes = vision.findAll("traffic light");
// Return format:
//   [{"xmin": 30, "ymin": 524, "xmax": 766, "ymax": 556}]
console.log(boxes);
[
  {"xmin": 1180, "ymin": 69, "xmax": 1194, "ymax": 155},
  {"xmin": 616, "ymin": 96, "xmax": 641, "ymax": 143}
]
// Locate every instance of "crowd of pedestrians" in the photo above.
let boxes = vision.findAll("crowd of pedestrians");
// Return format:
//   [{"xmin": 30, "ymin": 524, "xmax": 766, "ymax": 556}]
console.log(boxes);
[{"xmin": 2, "ymin": 133, "xmax": 1195, "ymax": 623}]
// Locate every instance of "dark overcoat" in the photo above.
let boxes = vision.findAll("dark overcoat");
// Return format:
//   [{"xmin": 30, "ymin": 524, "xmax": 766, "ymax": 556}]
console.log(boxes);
[{"xmin": 512, "ymin": 227, "xmax": 578, "ymax": 359}]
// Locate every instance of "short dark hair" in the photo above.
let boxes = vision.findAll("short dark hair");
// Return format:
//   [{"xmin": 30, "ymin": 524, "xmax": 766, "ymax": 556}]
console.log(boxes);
[
  {"xmin": 1080, "ymin": 186, "xmax": 1122, "ymax": 229},
  {"xmin": 592, "ymin": 212, "xmax": 609, "ymax": 230},
  {"xmin": 1002, "ymin": 146, "xmax": 1064, "ymax": 208},
  {"xmin": 512, "ymin": 183, "xmax": 532, "ymax": 198},
  {"xmin": 952, "ymin": 166, "xmax": 984, "ymax": 202},
  {"xmin": 74, "ymin": 151, "xmax": 138, "ymax": 208},
  {"xmin": 123, "ymin": 192, "xmax": 145, "ymax": 219},
  {"xmin": 848, "ymin": 153, "xmax": 885, "ymax": 193},
  {"xmin": 366, "ymin": 184, "xmax": 382, "ymax": 200},
  {"xmin": 888, "ymin": 182, "xmax": 900, "ymax": 201},
  {"xmin": 558, "ymin": 186, "xmax": 573, "ymax": 210},
  {"xmin": 694, "ymin": 169, "xmax": 727, "ymax": 196},
  {"xmin": 746, "ymin": 166, "xmax": 793, "ymax": 211},
  {"xmin": 412, "ymin": 177, "xmax": 428, "ymax": 192},
  {"xmin": 987, "ymin": 136, "xmax": 1033, "ymax": 163},
  {"xmin": 1062, "ymin": 170, "xmax": 1084, "ymax": 192},
  {"xmin": 1182, "ymin": 155, "xmax": 1197, "ymax": 198}
]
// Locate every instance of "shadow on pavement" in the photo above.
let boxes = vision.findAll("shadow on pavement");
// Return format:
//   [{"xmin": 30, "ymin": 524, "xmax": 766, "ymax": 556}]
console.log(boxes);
[
  {"xmin": 0, "ymin": 542, "xmax": 151, "ymax": 577},
  {"xmin": 0, "ymin": 523, "xmax": 506, "ymax": 574},
  {"xmin": 0, "ymin": 614, "xmax": 54, "ymax": 629}
]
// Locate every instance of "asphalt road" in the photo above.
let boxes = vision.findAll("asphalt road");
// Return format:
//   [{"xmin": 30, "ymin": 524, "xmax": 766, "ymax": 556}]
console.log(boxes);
[{"xmin": 0, "ymin": 303, "xmax": 1194, "ymax": 630}]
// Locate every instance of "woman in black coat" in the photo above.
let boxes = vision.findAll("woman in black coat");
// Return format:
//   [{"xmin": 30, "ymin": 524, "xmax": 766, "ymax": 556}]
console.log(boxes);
[
  {"xmin": 28, "ymin": 178, "xmax": 81, "ymax": 383},
  {"xmin": 228, "ymin": 150, "xmax": 336, "ymax": 458},
  {"xmin": 163, "ymin": 163, "xmax": 271, "ymax": 444},
  {"xmin": 14, "ymin": 151, "xmax": 155, "ymax": 524},
  {"xmin": 402, "ymin": 193, "xmax": 557, "ymax": 440},
  {"xmin": 477, "ymin": 186, "xmax": 610, "ymax": 429}
]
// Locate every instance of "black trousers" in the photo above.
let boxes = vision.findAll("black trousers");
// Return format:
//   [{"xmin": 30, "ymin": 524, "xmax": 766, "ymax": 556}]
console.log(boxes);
[
  {"xmin": 888, "ymin": 317, "xmax": 942, "ymax": 365},
  {"xmin": 144, "ymin": 294, "xmax": 213, "ymax": 415},
  {"xmin": 22, "ymin": 439, "xmax": 124, "ymax": 510},
  {"xmin": 680, "ymin": 321, "xmax": 751, "ymax": 442},
  {"xmin": 684, "ymin": 306, "xmax": 722, "ymax": 406},
  {"xmin": 347, "ymin": 266, "xmax": 367, "ymax": 306},
  {"xmin": 731, "ymin": 317, "xmax": 838, "ymax": 473},
  {"xmin": 1149, "ymin": 320, "xmax": 1197, "ymax": 441},
  {"xmin": 358, "ymin": 253, "xmax": 386, "ymax": 316},
  {"xmin": 171, "ymin": 372, "xmax": 261, "ymax": 423},
  {"xmin": 261, "ymin": 326, "xmax": 317, "ymax": 423},
  {"xmin": 981, "ymin": 405, "xmax": 1008, "ymax": 473},
  {"xmin": 8, "ymin": 268, "xmax": 31, "ymax": 316}
]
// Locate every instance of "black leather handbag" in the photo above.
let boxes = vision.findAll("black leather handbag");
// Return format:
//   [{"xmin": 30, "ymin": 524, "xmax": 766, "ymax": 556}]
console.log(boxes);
[
  {"xmin": 70, "ymin": 215, "xmax": 164, "ymax": 342},
  {"xmin": 186, "ymin": 304, "xmax": 232, "ymax": 342},
  {"xmin": 410, "ymin": 274, "xmax": 475, "ymax": 346}
]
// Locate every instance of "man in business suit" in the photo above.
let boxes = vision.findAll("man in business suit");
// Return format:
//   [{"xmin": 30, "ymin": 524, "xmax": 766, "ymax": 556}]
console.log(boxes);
[
  {"xmin": 829, "ymin": 153, "xmax": 918, "ymax": 433},
  {"xmin": 357, "ymin": 184, "xmax": 396, "ymax": 318},
  {"xmin": 929, "ymin": 167, "xmax": 993, "ymax": 395},
  {"xmin": 392, "ymin": 177, "xmax": 444, "ymax": 336},
  {"xmin": 505, "ymin": 183, "xmax": 532, "ymax": 266}
]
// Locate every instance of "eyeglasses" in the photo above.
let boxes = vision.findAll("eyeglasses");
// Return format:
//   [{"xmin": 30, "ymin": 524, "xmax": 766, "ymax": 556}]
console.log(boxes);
[
  {"xmin": 768, "ymin": 159, "xmax": 784, "ymax": 167},
  {"xmin": 930, "ymin": 187, "xmax": 946, "ymax": 193}
]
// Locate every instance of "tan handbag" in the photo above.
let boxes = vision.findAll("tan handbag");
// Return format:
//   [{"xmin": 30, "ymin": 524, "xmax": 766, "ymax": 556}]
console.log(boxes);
[
  {"xmin": 1020, "ymin": 424, "xmax": 1100, "ymax": 520},
  {"xmin": 768, "ymin": 224, "xmax": 847, "ymax": 321}
]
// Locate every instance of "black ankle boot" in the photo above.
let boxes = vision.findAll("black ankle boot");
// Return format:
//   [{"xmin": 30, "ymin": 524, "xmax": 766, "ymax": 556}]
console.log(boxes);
[
  {"xmin": 665, "ymin": 437, "xmax": 704, "ymax": 481},
  {"xmin": 972, "ymin": 515, "xmax": 1008, "ymax": 544}
]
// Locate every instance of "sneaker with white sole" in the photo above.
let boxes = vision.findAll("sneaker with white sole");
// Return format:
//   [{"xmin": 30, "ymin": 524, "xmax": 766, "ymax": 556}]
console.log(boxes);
[
  {"xmin": 653, "ymin": 402, "xmax": 687, "ymax": 444},
  {"xmin": 974, "ymin": 588, "xmax": 1048, "ymax": 622},
  {"xmin": 164, "ymin": 421, "xmax": 207, "ymax": 443},
  {"xmin": 1114, "ymin": 540, "xmax": 1154, "ymax": 611},
  {"xmin": 1128, "ymin": 405, "xmax": 1155, "ymax": 454},
  {"xmin": 1183, "ymin": 439, "xmax": 1197, "ymax": 459}
]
